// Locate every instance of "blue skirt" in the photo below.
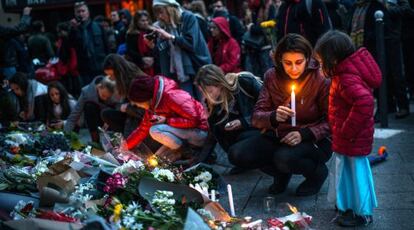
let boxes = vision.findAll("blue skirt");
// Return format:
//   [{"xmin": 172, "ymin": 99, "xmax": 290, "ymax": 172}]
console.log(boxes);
[{"xmin": 327, "ymin": 153, "xmax": 378, "ymax": 215}]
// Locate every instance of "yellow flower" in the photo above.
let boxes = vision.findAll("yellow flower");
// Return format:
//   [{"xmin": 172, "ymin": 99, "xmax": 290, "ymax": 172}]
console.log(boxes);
[
  {"xmin": 112, "ymin": 203, "xmax": 123, "ymax": 222},
  {"xmin": 260, "ymin": 20, "xmax": 276, "ymax": 28}
]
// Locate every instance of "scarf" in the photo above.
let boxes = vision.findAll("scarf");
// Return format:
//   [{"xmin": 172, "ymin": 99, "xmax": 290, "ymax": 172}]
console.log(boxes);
[{"xmin": 350, "ymin": 0, "xmax": 370, "ymax": 48}]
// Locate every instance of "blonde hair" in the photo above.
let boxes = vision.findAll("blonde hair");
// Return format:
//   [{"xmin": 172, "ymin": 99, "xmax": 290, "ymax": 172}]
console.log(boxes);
[
  {"xmin": 195, "ymin": 64, "xmax": 240, "ymax": 124},
  {"xmin": 154, "ymin": 5, "xmax": 181, "ymax": 28}
]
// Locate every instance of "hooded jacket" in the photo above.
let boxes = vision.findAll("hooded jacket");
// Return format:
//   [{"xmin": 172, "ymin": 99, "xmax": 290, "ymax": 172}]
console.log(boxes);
[
  {"xmin": 329, "ymin": 48, "xmax": 382, "ymax": 156},
  {"xmin": 126, "ymin": 76, "xmax": 209, "ymax": 149},
  {"xmin": 208, "ymin": 17, "xmax": 241, "ymax": 74},
  {"xmin": 252, "ymin": 60, "xmax": 331, "ymax": 142}
]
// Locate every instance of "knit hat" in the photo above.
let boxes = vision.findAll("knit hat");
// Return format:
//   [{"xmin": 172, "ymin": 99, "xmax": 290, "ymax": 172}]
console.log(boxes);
[
  {"xmin": 128, "ymin": 76, "xmax": 156, "ymax": 102},
  {"xmin": 152, "ymin": 0, "xmax": 180, "ymax": 7}
]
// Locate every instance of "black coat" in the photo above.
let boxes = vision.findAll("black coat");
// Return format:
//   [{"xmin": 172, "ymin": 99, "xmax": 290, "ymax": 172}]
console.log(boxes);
[
  {"xmin": 0, "ymin": 15, "xmax": 31, "ymax": 68},
  {"xmin": 277, "ymin": 0, "xmax": 332, "ymax": 45},
  {"xmin": 208, "ymin": 73, "xmax": 262, "ymax": 151}
]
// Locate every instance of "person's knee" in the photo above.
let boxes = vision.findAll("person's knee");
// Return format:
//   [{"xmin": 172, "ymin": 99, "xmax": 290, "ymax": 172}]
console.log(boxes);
[
  {"xmin": 273, "ymin": 149, "xmax": 294, "ymax": 173},
  {"xmin": 228, "ymin": 144, "xmax": 252, "ymax": 168},
  {"xmin": 149, "ymin": 124, "xmax": 168, "ymax": 139}
]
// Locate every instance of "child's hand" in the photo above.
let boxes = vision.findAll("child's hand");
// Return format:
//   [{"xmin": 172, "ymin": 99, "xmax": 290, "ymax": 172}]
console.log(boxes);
[
  {"xmin": 150, "ymin": 115, "xmax": 166, "ymax": 124},
  {"xmin": 280, "ymin": 131, "xmax": 302, "ymax": 146},
  {"xmin": 276, "ymin": 106, "xmax": 295, "ymax": 122}
]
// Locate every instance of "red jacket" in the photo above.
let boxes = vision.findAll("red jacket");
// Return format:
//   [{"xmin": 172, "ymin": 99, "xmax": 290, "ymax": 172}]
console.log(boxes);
[
  {"xmin": 252, "ymin": 60, "xmax": 331, "ymax": 141},
  {"xmin": 126, "ymin": 76, "xmax": 209, "ymax": 149},
  {"xmin": 329, "ymin": 48, "xmax": 382, "ymax": 156},
  {"xmin": 55, "ymin": 38, "xmax": 79, "ymax": 77},
  {"xmin": 208, "ymin": 17, "xmax": 241, "ymax": 74}
]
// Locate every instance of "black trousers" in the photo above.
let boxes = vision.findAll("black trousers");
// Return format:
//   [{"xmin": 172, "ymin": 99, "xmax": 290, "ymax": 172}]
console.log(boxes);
[
  {"xmin": 385, "ymin": 39, "xmax": 409, "ymax": 111},
  {"xmin": 403, "ymin": 38, "xmax": 414, "ymax": 96},
  {"xmin": 228, "ymin": 131, "xmax": 332, "ymax": 177},
  {"xmin": 84, "ymin": 102, "xmax": 103, "ymax": 133}
]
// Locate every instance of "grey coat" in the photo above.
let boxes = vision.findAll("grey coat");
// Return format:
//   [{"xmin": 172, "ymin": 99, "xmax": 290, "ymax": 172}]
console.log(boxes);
[{"xmin": 64, "ymin": 77, "xmax": 118, "ymax": 132}]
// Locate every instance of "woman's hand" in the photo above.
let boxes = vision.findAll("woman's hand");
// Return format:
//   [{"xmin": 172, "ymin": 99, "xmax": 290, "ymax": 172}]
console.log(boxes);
[
  {"xmin": 142, "ymin": 57, "xmax": 154, "ymax": 68},
  {"xmin": 280, "ymin": 131, "xmax": 302, "ymax": 146},
  {"xmin": 49, "ymin": 120, "xmax": 63, "ymax": 129},
  {"xmin": 152, "ymin": 27, "xmax": 174, "ymax": 40},
  {"xmin": 150, "ymin": 115, "xmax": 166, "ymax": 124},
  {"xmin": 120, "ymin": 103, "xmax": 129, "ymax": 113},
  {"xmin": 224, "ymin": 119, "xmax": 242, "ymax": 131},
  {"xmin": 276, "ymin": 106, "xmax": 295, "ymax": 122}
]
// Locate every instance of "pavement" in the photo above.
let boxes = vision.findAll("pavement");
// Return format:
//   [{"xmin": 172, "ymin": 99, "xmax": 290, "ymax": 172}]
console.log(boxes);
[
  {"xmin": 215, "ymin": 103, "xmax": 414, "ymax": 229},
  {"xmin": 78, "ymin": 104, "xmax": 414, "ymax": 229}
]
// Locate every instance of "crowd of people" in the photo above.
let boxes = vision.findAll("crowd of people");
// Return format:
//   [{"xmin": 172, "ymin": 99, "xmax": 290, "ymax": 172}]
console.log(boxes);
[{"xmin": 1, "ymin": 0, "xmax": 413, "ymax": 227}]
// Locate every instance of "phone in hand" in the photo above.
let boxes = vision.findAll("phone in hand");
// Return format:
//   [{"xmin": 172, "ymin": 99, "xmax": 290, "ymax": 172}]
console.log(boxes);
[{"xmin": 145, "ymin": 31, "xmax": 158, "ymax": 40}]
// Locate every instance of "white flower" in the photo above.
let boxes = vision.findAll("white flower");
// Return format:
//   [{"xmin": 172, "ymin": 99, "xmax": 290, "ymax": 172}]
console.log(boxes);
[
  {"xmin": 31, "ymin": 160, "xmax": 49, "ymax": 177},
  {"xmin": 197, "ymin": 208, "xmax": 214, "ymax": 220},
  {"xmin": 194, "ymin": 171, "xmax": 212, "ymax": 183},
  {"xmin": 151, "ymin": 190, "xmax": 176, "ymax": 216},
  {"xmin": 113, "ymin": 160, "xmax": 145, "ymax": 175},
  {"xmin": 6, "ymin": 133, "xmax": 29, "ymax": 145},
  {"xmin": 69, "ymin": 183, "xmax": 95, "ymax": 203},
  {"xmin": 199, "ymin": 182, "xmax": 209, "ymax": 190},
  {"xmin": 125, "ymin": 201, "xmax": 141, "ymax": 213},
  {"xmin": 151, "ymin": 168, "xmax": 175, "ymax": 182}
]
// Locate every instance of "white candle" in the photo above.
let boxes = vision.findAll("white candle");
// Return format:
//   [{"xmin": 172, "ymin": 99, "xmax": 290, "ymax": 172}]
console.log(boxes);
[
  {"xmin": 291, "ymin": 85, "xmax": 296, "ymax": 126},
  {"xmin": 211, "ymin": 189, "xmax": 216, "ymax": 202},
  {"xmin": 241, "ymin": 219, "xmax": 263, "ymax": 228},
  {"xmin": 227, "ymin": 184, "xmax": 236, "ymax": 216}
]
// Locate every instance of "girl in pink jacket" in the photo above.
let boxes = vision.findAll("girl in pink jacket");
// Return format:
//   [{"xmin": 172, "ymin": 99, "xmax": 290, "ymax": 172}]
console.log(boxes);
[{"xmin": 315, "ymin": 30, "xmax": 380, "ymax": 227}]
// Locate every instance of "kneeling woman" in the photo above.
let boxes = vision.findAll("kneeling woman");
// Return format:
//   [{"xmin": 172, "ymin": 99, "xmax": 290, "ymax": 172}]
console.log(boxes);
[
  {"xmin": 126, "ymin": 75, "xmax": 208, "ymax": 162},
  {"xmin": 194, "ymin": 64, "xmax": 262, "ymax": 163},
  {"xmin": 240, "ymin": 34, "xmax": 332, "ymax": 196}
]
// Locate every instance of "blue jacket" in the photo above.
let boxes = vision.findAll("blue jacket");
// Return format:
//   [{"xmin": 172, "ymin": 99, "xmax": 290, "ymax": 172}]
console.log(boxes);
[{"xmin": 155, "ymin": 10, "xmax": 211, "ymax": 78}]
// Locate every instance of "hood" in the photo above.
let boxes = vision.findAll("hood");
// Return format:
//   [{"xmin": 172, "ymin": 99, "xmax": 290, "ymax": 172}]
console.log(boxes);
[
  {"xmin": 336, "ymin": 48, "xmax": 382, "ymax": 89},
  {"xmin": 212, "ymin": 16, "xmax": 232, "ymax": 38},
  {"xmin": 151, "ymin": 76, "xmax": 179, "ymax": 110}
]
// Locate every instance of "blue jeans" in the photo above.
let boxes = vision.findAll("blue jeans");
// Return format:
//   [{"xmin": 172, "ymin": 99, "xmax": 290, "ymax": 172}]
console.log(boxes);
[{"xmin": 149, "ymin": 124, "xmax": 208, "ymax": 150}]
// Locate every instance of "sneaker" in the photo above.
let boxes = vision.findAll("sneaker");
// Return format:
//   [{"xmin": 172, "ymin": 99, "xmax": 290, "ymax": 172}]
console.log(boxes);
[
  {"xmin": 268, "ymin": 174, "xmax": 292, "ymax": 195},
  {"xmin": 336, "ymin": 211, "xmax": 373, "ymax": 227},
  {"xmin": 296, "ymin": 164, "xmax": 328, "ymax": 196}
]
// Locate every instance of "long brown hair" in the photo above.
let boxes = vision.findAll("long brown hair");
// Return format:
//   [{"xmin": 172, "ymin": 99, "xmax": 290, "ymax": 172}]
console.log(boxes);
[
  {"xmin": 154, "ymin": 5, "xmax": 182, "ymax": 28},
  {"xmin": 195, "ymin": 64, "xmax": 240, "ymax": 123},
  {"xmin": 128, "ymin": 10, "xmax": 151, "ymax": 35},
  {"xmin": 103, "ymin": 54, "xmax": 148, "ymax": 98}
]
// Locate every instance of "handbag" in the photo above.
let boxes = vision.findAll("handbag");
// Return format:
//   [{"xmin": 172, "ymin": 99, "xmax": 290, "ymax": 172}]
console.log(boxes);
[
  {"xmin": 35, "ymin": 63, "xmax": 59, "ymax": 84},
  {"xmin": 242, "ymin": 30, "xmax": 266, "ymax": 50}
]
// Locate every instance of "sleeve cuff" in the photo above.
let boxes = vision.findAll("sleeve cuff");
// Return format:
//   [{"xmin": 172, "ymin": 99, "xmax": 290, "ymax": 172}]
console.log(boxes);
[
  {"xmin": 270, "ymin": 111, "xmax": 279, "ymax": 128},
  {"xmin": 299, "ymin": 128, "xmax": 315, "ymax": 141}
]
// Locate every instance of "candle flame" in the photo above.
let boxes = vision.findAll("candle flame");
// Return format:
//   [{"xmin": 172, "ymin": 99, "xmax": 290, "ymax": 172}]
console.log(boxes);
[
  {"xmin": 148, "ymin": 155, "xmax": 158, "ymax": 167},
  {"xmin": 291, "ymin": 85, "xmax": 295, "ymax": 92},
  {"xmin": 287, "ymin": 203, "xmax": 298, "ymax": 213}
]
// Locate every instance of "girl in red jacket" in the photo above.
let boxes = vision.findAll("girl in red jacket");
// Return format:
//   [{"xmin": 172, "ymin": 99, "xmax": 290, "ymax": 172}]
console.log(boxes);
[
  {"xmin": 126, "ymin": 75, "xmax": 209, "ymax": 162},
  {"xmin": 315, "ymin": 30, "xmax": 380, "ymax": 227}
]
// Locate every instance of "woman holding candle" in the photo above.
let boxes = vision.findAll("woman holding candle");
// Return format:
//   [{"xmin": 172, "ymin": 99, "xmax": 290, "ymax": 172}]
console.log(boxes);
[
  {"xmin": 233, "ymin": 34, "xmax": 332, "ymax": 196},
  {"xmin": 315, "ymin": 30, "xmax": 379, "ymax": 227}
]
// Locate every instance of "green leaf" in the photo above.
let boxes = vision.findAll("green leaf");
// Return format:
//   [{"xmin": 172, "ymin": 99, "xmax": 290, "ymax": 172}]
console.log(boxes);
[{"xmin": 0, "ymin": 183, "xmax": 10, "ymax": 190}]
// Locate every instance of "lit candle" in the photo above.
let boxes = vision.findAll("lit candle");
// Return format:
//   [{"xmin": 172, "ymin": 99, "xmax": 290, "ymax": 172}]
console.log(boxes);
[
  {"xmin": 227, "ymin": 184, "xmax": 236, "ymax": 217},
  {"xmin": 291, "ymin": 85, "xmax": 296, "ymax": 126},
  {"xmin": 211, "ymin": 189, "xmax": 216, "ymax": 202}
]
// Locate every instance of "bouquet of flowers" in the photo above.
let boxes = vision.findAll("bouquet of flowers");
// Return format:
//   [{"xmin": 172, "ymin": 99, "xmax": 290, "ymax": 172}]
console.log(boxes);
[{"xmin": 260, "ymin": 19, "xmax": 277, "ymax": 49}]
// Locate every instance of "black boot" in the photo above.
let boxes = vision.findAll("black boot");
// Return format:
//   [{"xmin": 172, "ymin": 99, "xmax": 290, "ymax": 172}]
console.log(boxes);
[
  {"xmin": 336, "ymin": 210, "xmax": 373, "ymax": 227},
  {"xmin": 296, "ymin": 164, "xmax": 328, "ymax": 196},
  {"xmin": 268, "ymin": 173, "xmax": 292, "ymax": 195}
]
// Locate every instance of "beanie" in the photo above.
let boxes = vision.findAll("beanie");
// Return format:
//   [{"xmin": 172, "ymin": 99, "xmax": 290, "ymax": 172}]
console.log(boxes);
[
  {"xmin": 128, "ymin": 76, "xmax": 156, "ymax": 102},
  {"xmin": 152, "ymin": 0, "xmax": 181, "ymax": 7}
]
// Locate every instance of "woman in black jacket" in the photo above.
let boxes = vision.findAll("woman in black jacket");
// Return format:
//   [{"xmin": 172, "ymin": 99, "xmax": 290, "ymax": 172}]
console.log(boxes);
[{"xmin": 194, "ymin": 64, "xmax": 262, "ymax": 165}]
